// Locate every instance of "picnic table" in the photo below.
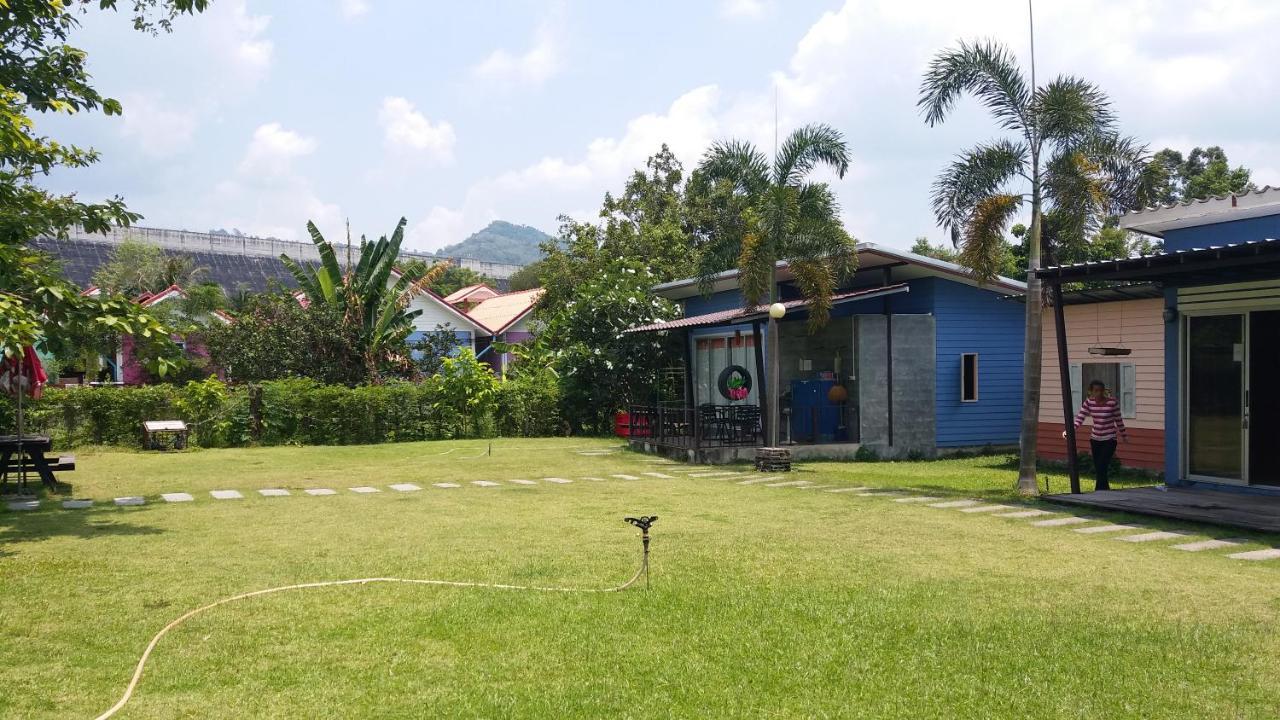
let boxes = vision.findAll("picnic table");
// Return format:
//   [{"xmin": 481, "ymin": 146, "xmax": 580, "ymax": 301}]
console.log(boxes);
[{"xmin": 0, "ymin": 435, "xmax": 75, "ymax": 493}]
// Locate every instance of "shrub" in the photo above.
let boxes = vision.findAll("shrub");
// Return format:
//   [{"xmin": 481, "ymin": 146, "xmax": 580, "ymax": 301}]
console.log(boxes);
[
  {"xmin": 854, "ymin": 446, "xmax": 880, "ymax": 462},
  {"xmin": 496, "ymin": 368, "xmax": 562, "ymax": 437}
]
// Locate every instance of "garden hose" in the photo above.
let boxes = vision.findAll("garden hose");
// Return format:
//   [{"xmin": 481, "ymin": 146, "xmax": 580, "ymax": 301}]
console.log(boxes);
[{"xmin": 93, "ymin": 542, "xmax": 650, "ymax": 720}]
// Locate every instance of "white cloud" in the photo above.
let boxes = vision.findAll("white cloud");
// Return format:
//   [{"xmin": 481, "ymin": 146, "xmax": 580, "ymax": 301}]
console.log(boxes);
[
  {"xmin": 378, "ymin": 97, "xmax": 456, "ymax": 162},
  {"xmin": 118, "ymin": 94, "xmax": 198, "ymax": 158},
  {"xmin": 471, "ymin": 18, "xmax": 563, "ymax": 87},
  {"xmin": 340, "ymin": 0, "xmax": 369, "ymax": 19},
  {"xmin": 201, "ymin": 0, "xmax": 273, "ymax": 87},
  {"xmin": 407, "ymin": 206, "xmax": 473, "ymax": 250},
  {"xmin": 239, "ymin": 123, "xmax": 317, "ymax": 177},
  {"xmin": 720, "ymin": 0, "xmax": 770, "ymax": 19}
]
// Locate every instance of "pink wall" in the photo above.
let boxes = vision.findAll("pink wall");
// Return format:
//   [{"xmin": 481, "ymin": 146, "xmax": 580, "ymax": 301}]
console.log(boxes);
[{"xmin": 120, "ymin": 333, "xmax": 220, "ymax": 385}]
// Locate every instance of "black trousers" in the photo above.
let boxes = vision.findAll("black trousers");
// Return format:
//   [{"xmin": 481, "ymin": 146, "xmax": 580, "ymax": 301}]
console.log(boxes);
[{"xmin": 1091, "ymin": 438, "xmax": 1117, "ymax": 490}]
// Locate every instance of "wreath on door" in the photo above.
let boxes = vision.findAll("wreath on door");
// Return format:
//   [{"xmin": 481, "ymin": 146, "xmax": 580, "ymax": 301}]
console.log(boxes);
[{"xmin": 717, "ymin": 365, "xmax": 753, "ymax": 401}]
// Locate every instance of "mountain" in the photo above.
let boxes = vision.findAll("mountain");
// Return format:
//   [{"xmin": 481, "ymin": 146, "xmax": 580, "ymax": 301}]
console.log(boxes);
[{"xmin": 436, "ymin": 221, "xmax": 551, "ymax": 266}]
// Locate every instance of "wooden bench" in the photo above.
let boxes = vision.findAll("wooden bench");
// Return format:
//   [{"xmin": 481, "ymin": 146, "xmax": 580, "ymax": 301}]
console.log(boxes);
[{"xmin": 0, "ymin": 435, "xmax": 74, "ymax": 491}]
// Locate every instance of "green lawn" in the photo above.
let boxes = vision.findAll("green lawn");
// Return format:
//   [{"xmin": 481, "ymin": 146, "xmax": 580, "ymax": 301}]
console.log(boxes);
[{"xmin": 2, "ymin": 439, "xmax": 1278, "ymax": 718}]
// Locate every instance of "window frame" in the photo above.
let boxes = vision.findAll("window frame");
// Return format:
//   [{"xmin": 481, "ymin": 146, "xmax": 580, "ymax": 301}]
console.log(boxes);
[{"xmin": 960, "ymin": 352, "xmax": 979, "ymax": 403}]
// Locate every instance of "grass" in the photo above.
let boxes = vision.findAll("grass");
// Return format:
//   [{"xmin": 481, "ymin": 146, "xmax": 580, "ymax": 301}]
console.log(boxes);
[{"xmin": 2, "ymin": 439, "xmax": 1279, "ymax": 718}]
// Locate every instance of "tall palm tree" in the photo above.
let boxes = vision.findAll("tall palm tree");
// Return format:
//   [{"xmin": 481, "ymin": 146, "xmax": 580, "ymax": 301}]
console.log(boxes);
[
  {"xmin": 695, "ymin": 124, "xmax": 858, "ymax": 446},
  {"xmin": 919, "ymin": 40, "xmax": 1147, "ymax": 494},
  {"xmin": 282, "ymin": 217, "xmax": 448, "ymax": 380}
]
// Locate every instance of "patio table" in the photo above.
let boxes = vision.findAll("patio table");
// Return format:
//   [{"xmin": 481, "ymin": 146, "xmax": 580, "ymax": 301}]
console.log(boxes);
[{"xmin": 0, "ymin": 435, "xmax": 74, "ymax": 493}]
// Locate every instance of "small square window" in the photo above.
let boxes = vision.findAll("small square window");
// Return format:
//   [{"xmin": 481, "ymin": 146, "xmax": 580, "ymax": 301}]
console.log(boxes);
[{"xmin": 961, "ymin": 353, "xmax": 979, "ymax": 402}]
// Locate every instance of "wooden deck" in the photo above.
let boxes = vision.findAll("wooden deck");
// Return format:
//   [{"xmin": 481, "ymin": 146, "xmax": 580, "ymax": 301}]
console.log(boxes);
[{"xmin": 1045, "ymin": 486, "xmax": 1280, "ymax": 534}]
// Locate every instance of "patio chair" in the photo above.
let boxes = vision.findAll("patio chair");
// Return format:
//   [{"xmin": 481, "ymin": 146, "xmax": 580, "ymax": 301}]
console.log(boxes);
[
  {"xmin": 731, "ymin": 405, "xmax": 762, "ymax": 445},
  {"xmin": 698, "ymin": 404, "xmax": 729, "ymax": 444}
]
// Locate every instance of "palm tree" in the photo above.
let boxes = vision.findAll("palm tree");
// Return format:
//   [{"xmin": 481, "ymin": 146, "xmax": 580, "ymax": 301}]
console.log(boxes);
[
  {"xmin": 282, "ymin": 217, "xmax": 448, "ymax": 380},
  {"xmin": 919, "ymin": 40, "xmax": 1147, "ymax": 494},
  {"xmin": 695, "ymin": 124, "xmax": 858, "ymax": 447}
]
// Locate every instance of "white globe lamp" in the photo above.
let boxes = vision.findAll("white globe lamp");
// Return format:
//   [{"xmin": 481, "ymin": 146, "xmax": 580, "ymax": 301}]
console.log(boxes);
[{"xmin": 768, "ymin": 303, "xmax": 786, "ymax": 320}]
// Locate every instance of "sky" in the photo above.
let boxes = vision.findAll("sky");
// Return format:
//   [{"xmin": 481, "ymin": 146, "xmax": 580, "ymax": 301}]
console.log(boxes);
[{"xmin": 39, "ymin": 0, "xmax": 1280, "ymax": 253}]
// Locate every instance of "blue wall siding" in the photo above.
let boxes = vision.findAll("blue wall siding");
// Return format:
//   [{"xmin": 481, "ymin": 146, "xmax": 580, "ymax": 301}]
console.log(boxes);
[
  {"xmin": 684, "ymin": 289, "xmax": 746, "ymax": 316},
  {"xmin": 407, "ymin": 330, "xmax": 473, "ymax": 358},
  {"xmin": 1163, "ymin": 287, "xmax": 1182, "ymax": 484},
  {"xmin": 926, "ymin": 279, "xmax": 1025, "ymax": 447},
  {"xmin": 1163, "ymin": 214, "xmax": 1280, "ymax": 252}
]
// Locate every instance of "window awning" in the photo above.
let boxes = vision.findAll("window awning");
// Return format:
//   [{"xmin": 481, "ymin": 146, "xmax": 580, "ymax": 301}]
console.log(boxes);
[{"xmin": 625, "ymin": 283, "xmax": 909, "ymax": 334}]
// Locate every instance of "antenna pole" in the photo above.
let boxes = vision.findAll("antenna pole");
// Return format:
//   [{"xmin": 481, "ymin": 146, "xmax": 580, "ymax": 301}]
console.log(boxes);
[{"xmin": 1028, "ymin": 0, "xmax": 1037, "ymax": 90}]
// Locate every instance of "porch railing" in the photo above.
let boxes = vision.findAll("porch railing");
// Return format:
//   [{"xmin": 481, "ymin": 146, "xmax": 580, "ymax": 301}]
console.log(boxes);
[{"xmin": 625, "ymin": 403, "xmax": 762, "ymax": 449}]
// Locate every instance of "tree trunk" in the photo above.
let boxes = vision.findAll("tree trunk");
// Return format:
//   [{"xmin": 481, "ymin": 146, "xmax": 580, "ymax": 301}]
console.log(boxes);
[
  {"xmin": 767, "ymin": 264, "xmax": 781, "ymax": 448},
  {"xmin": 1017, "ymin": 184, "xmax": 1044, "ymax": 495}
]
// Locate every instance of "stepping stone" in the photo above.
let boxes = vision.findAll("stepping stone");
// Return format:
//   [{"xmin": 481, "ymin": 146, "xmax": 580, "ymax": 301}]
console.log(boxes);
[
  {"xmin": 894, "ymin": 496, "xmax": 942, "ymax": 503},
  {"xmin": 858, "ymin": 491, "xmax": 901, "ymax": 497},
  {"xmin": 62, "ymin": 499, "xmax": 93, "ymax": 509},
  {"xmin": 210, "ymin": 490, "xmax": 243, "ymax": 500},
  {"xmin": 765, "ymin": 480, "xmax": 812, "ymax": 488},
  {"xmin": 994, "ymin": 509, "xmax": 1053, "ymax": 518},
  {"xmin": 1116, "ymin": 531, "xmax": 1190, "ymax": 543},
  {"xmin": 161, "ymin": 492, "xmax": 194, "ymax": 503},
  {"xmin": 1227, "ymin": 548, "xmax": 1280, "ymax": 561},
  {"xmin": 349, "ymin": 486, "xmax": 380, "ymax": 494},
  {"xmin": 825, "ymin": 486, "xmax": 870, "ymax": 493},
  {"xmin": 472, "ymin": 480, "xmax": 500, "ymax": 487},
  {"xmin": 581, "ymin": 477, "xmax": 607, "ymax": 482},
  {"xmin": 258, "ymin": 488, "xmax": 290, "ymax": 497},
  {"xmin": 304, "ymin": 488, "xmax": 337, "ymax": 496},
  {"xmin": 433, "ymin": 482, "xmax": 460, "ymax": 489},
  {"xmin": 928, "ymin": 499, "xmax": 980, "ymax": 508},
  {"xmin": 507, "ymin": 479, "xmax": 537, "ymax": 485},
  {"xmin": 643, "ymin": 472, "xmax": 674, "ymax": 479},
  {"xmin": 612, "ymin": 474, "xmax": 640, "ymax": 480},
  {"xmin": 114, "ymin": 496, "xmax": 145, "ymax": 506},
  {"xmin": 689, "ymin": 471, "xmax": 741, "ymax": 477},
  {"xmin": 389, "ymin": 483, "xmax": 421, "ymax": 492},
  {"xmin": 958, "ymin": 504, "xmax": 1016, "ymax": 514},
  {"xmin": 1074, "ymin": 523, "xmax": 1141, "ymax": 535},
  {"xmin": 543, "ymin": 477, "xmax": 572, "ymax": 484},
  {"xmin": 738, "ymin": 476, "xmax": 781, "ymax": 485},
  {"xmin": 1172, "ymin": 538, "xmax": 1244, "ymax": 552},
  {"xmin": 6, "ymin": 500, "xmax": 38, "ymax": 511},
  {"xmin": 1031, "ymin": 516, "xmax": 1092, "ymax": 527}
]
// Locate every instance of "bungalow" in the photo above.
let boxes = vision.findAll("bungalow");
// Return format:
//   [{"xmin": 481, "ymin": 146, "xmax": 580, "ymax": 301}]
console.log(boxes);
[
  {"xmin": 442, "ymin": 283, "xmax": 501, "ymax": 312},
  {"xmin": 466, "ymin": 288, "xmax": 543, "ymax": 376},
  {"xmin": 626, "ymin": 243, "xmax": 1027, "ymax": 462},
  {"xmin": 1038, "ymin": 186, "xmax": 1280, "ymax": 501}
]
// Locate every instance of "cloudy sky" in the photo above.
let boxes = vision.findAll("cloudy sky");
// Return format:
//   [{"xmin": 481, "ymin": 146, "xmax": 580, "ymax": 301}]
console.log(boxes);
[{"xmin": 41, "ymin": 0, "xmax": 1280, "ymax": 252}]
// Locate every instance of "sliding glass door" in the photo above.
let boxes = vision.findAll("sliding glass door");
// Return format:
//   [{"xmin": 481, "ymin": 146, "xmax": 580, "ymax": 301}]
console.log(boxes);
[{"xmin": 1186, "ymin": 314, "xmax": 1244, "ymax": 481}]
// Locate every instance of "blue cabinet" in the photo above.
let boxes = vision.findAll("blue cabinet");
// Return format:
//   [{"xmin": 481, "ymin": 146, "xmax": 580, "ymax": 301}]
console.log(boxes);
[{"xmin": 790, "ymin": 379, "xmax": 843, "ymax": 442}]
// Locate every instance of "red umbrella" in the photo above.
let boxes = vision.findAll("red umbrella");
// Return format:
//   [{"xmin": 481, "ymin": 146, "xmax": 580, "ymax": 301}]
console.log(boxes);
[{"xmin": 1, "ymin": 348, "xmax": 47, "ymax": 399}]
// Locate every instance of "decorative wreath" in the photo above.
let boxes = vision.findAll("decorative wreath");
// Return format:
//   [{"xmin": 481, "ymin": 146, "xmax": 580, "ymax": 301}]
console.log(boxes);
[{"xmin": 717, "ymin": 365, "xmax": 753, "ymax": 401}]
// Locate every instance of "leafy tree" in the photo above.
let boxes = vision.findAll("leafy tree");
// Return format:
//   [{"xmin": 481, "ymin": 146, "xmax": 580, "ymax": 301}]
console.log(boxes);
[
  {"xmin": 506, "ymin": 260, "xmax": 545, "ymax": 291},
  {"xmin": 204, "ymin": 293, "xmax": 364, "ymax": 386},
  {"xmin": 540, "ymin": 261, "xmax": 679, "ymax": 434},
  {"xmin": 910, "ymin": 236, "xmax": 958, "ymax": 263},
  {"xmin": 919, "ymin": 40, "xmax": 1147, "ymax": 493},
  {"xmin": 282, "ymin": 218, "xmax": 448, "ymax": 380},
  {"xmin": 1144, "ymin": 146, "xmax": 1255, "ymax": 205},
  {"xmin": 411, "ymin": 322, "xmax": 461, "ymax": 377},
  {"xmin": 427, "ymin": 264, "xmax": 492, "ymax": 298},
  {"xmin": 92, "ymin": 238, "xmax": 208, "ymax": 296},
  {"xmin": 0, "ymin": 1, "xmax": 207, "ymax": 372}
]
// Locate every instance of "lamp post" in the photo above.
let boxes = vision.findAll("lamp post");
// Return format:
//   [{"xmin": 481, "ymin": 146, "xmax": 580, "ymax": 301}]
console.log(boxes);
[{"xmin": 767, "ymin": 301, "xmax": 785, "ymax": 447}]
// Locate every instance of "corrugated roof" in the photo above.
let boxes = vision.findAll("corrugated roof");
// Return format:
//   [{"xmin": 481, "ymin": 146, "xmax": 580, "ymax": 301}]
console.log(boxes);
[
  {"xmin": 1122, "ymin": 185, "xmax": 1280, "ymax": 217},
  {"xmin": 466, "ymin": 288, "xmax": 543, "ymax": 334},
  {"xmin": 443, "ymin": 283, "xmax": 499, "ymax": 304},
  {"xmin": 1036, "ymin": 239, "xmax": 1280, "ymax": 284},
  {"xmin": 626, "ymin": 284, "xmax": 909, "ymax": 333}
]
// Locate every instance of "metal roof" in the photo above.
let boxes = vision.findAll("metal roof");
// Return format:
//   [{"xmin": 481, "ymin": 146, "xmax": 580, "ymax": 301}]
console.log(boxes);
[
  {"xmin": 626, "ymin": 284, "xmax": 909, "ymax": 333},
  {"xmin": 1119, "ymin": 186, "xmax": 1280, "ymax": 236},
  {"xmin": 1036, "ymin": 239, "xmax": 1280, "ymax": 285}
]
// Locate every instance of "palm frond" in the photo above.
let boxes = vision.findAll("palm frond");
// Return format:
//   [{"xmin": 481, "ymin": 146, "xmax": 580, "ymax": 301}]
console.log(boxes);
[
  {"xmin": 279, "ymin": 254, "xmax": 322, "ymax": 304},
  {"xmin": 305, "ymin": 221, "xmax": 343, "ymax": 304},
  {"xmin": 930, "ymin": 138, "xmax": 1027, "ymax": 237},
  {"xmin": 788, "ymin": 259, "xmax": 836, "ymax": 331},
  {"xmin": 918, "ymin": 39, "xmax": 1030, "ymax": 132},
  {"xmin": 737, "ymin": 230, "xmax": 773, "ymax": 306},
  {"xmin": 698, "ymin": 140, "xmax": 771, "ymax": 196},
  {"xmin": 1032, "ymin": 76, "xmax": 1115, "ymax": 143},
  {"xmin": 960, "ymin": 193, "xmax": 1022, "ymax": 283},
  {"xmin": 774, "ymin": 124, "xmax": 851, "ymax": 186}
]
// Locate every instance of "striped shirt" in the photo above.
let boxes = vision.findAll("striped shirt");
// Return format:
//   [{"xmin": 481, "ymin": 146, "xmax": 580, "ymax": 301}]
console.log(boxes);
[{"xmin": 1074, "ymin": 396, "xmax": 1127, "ymax": 441}]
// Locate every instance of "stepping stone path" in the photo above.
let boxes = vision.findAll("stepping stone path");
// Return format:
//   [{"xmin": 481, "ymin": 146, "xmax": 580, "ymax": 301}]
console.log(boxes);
[
  {"xmin": 958, "ymin": 504, "xmax": 1016, "ymax": 514},
  {"xmin": 210, "ymin": 490, "xmax": 243, "ymax": 500},
  {"xmin": 995, "ymin": 509, "xmax": 1053, "ymax": 518},
  {"xmin": 542, "ymin": 477, "xmax": 572, "ymax": 484},
  {"xmin": 304, "ymin": 488, "xmax": 337, "ymax": 496},
  {"xmin": 258, "ymin": 489, "xmax": 290, "ymax": 497},
  {"xmin": 472, "ymin": 481, "xmax": 500, "ymax": 487},
  {"xmin": 7, "ymin": 500, "xmax": 38, "ymax": 511},
  {"xmin": 1116, "ymin": 531, "xmax": 1190, "ymax": 543},
  {"xmin": 689, "ymin": 471, "xmax": 740, "ymax": 478},
  {"xmin": 797, "ymin": 485, "xmax": 831, "ymax": 490},
  {"xmin": 612, "ymin": 474, "xmax": 640, "ymax": 480},
  {"xmin": 1227, "ymin": 548, "xmax": 1280, "ymax": 561},
  {"xmin": 929, "ymin": 499, "xmax": 979, "ymax": 508},
  {"xmin": 858, "ymin": 491, "xmax": 900, "ymax": 497},
  {"xmin": 162, "ymin": 492, "xmax": 194, "ymax": 503},
  {"xmin": 389, "ymin": 483, "xmax": 421, "ymax": 492},
  {"xmin": 765, "ymin": 480, "xmax": 811, "ymax": 488},
  {"xmin": 1031, "ymin": 516, "xmax": 1092, "ymax": 527},
  {"xmin": 643, "ymin": 472, "xmax": 674, "ymax": 479},
  {"xmin": 1172, "ymin": 538, "xmax": 1244, "ymax": 552},
  {"xmin": 737, "ymin": 476, "xmax": 781, "ymax": 485},
  {"xmin": 894, "ymin": 496, "xmax": 941, "ymax": 503},
  {"xmin": 507, "ymin": 479, "xmax": 537, "ymax": 485},
  {"xmin": 581, "ymin": 477, "xmax": 607, "ymax": 481},
  {"xmin": 825, "ymin": 486, "xmax": 869, "ymax": 493},
  {"xmin": 62, "ymin": 499, "xmax": 93, "ymax": 509},
  {"xmin": 1074, "ymin": 524, "xmax": 1141, "ymax": 535},
  {"xmin": 433, "ymin": 483, "xmax": 460, "ymax": 489},
  {"xmin": 115, "ymin": 496, "xmax": 145, "ymax": 506},
  {"xmin": 349, "ymin": 486, "xmax": 380, "ymax": 493}
]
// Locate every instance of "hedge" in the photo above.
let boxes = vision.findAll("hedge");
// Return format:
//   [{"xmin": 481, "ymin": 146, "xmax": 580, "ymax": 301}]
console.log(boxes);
[{"xmin": 1, "ymin": 373, "xmax": 563, "ymax": 450}]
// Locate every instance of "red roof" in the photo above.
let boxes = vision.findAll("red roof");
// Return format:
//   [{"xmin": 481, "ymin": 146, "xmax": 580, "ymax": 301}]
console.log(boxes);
[{"xmin": 626, "ymin": 284, "xmax": 910, "ymax": 333}]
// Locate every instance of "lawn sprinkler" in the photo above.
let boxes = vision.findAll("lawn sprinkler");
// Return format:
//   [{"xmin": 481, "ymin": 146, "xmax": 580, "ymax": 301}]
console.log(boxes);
[{"xmin": 624, "ymin": 515, "xmax": 658, "ymax": 589}]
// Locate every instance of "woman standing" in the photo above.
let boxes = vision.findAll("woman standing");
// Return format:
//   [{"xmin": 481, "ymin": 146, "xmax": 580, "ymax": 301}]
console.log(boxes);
[{"xmin": 1064, "ymin": 380, "xmax": 1128, "ymax": 491}]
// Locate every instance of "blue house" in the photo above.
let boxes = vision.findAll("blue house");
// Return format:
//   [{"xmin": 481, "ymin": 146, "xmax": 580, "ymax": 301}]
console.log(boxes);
[
  {"xmin": 1039, "ymin": 187, "xmax": 1280, "ymax": 502},
  {"xmin": 626, "ymin": 243, "xmax": 1027, "ymax": 461}
]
